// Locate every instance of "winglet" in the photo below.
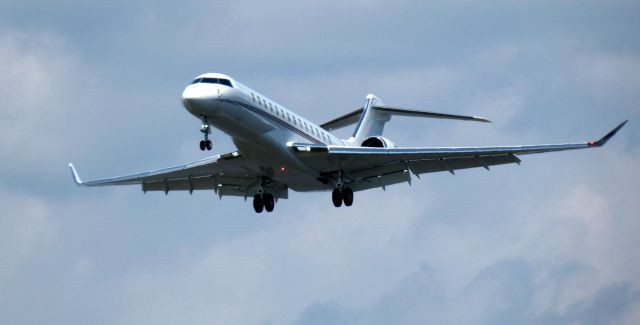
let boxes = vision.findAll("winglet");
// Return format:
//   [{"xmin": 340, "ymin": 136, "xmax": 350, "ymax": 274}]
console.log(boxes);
[
  {"xmin": 68, "ymin": 163, "xmax": 83, "ymax": 185},
  {"xmin": 589, "ymin": 120, "xmax": 628, "ymax": 147}
]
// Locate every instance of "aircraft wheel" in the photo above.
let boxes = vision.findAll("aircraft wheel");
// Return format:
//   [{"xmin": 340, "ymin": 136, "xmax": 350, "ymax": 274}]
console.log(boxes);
[
  {"xmin": 199, "ymin": 140, "xmax": 205, "ymax": 151},
  {"xmin": 332, "ymin": 188, "xmax": 343, "ymax": 207},
  {"xmin": 205, "ymin": 140, "xmax": 212, "ymax": 150},
  {"xmin": 253, "ymin": 194, "xmax": 264, "ymax": 213},
  {"xmin": 264, "ymin": 193, "xmax": 275, "ymax": 212},
  {"xmin": 342, "ymin": 187, "xmax": 353, "ymax": 207}
]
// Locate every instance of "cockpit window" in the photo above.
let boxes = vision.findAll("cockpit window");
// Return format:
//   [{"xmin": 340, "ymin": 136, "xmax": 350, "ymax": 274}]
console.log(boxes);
[{"xmin": 191, "ymin": 77, "xmax": 233, "ymax": 87}]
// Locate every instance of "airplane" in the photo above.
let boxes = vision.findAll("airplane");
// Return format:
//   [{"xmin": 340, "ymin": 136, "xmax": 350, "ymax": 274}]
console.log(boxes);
[{"xmin": 68, "ymin": 73, "xmax": 628, "ymax": 213}]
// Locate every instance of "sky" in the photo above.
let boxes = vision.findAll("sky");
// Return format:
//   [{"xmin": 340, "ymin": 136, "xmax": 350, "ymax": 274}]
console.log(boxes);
[{"xmin": 1, "ymin": 0, "xmax": 639, "ymax": 324}]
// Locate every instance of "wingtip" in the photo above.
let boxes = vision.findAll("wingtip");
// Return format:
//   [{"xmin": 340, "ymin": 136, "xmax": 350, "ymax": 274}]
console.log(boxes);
[
  {"xmin": 591, "ymin": 120, "xmax": 628, "ymax": 147},
  {"xmin": 68, "ymin": 163, "xmax": 83, "ymax": 185}
]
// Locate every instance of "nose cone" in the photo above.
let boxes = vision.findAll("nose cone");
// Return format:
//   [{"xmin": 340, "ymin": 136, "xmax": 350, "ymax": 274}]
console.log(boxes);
[{"xmin": 182, "ymin": 85, "xmax": 208, "ymax": 113}]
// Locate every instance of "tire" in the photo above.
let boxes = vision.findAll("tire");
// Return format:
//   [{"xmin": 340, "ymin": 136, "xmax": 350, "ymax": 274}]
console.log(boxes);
[
  {"xmin": 253, "ymin": 194, "xmax": 264, "ymax": 213},
  {"xmin": 332, "ymin": 188, "xmax": 343, "ymax": 207},
  {"xmin": 206, "ymin": 140, "xmax": 212, "ymax": 150},
  {"xmin": 342, "ymin": 187, "xmax": 353, "ymax": 206},
  {"xmin": 199, "ymin": 140, "xmax": 205, "ymax": 151},
  {"xmin": 264, "ymin": 193, "xmax": 275, "ymax": 212}
]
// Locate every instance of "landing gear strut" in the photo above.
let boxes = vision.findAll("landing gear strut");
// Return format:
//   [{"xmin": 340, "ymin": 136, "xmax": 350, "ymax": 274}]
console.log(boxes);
[
  {"xmin": 331, "ymin": 171, "xmax": 353, "ymax": 208},
  {"xmin": 199, "ymin": 116, "xmax": 212, "ymax": 151},
  {"xmin": 253, "ymin": 193, "xmax": 276, "ymax": 213}
]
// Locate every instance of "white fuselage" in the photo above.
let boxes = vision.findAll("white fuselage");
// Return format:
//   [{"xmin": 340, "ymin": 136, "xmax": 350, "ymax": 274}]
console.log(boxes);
[{"xmin": 181, "ymin": 73, "xmax": 343, "ymax": 192}]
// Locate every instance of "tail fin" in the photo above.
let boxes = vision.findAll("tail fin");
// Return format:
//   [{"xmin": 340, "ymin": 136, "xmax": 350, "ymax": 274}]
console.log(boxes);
[{"xmin": 350, "ymin": 94, "xmax": 389, "ymax": 145}]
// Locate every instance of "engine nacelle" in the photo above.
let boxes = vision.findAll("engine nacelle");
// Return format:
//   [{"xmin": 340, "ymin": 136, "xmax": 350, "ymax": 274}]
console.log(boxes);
[{"xmin": 360, "ymin": 136, "xmax": 396, "ymax": 148}]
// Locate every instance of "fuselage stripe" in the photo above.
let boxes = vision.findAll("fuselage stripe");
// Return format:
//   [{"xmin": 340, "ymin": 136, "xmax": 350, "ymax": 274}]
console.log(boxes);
[{"xmin": 220, "ymin": 99, "xmax": 324, "ymax": 144}]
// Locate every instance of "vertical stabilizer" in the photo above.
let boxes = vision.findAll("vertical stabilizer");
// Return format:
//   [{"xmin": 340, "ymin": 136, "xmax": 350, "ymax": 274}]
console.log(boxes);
[{"xmin": 348, "ymin": 94, "xmax": 390, "ymax": 145}]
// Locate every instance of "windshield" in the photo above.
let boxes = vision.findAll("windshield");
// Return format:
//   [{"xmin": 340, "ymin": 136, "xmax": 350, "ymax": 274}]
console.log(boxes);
[{"xmin": 191, "ymin": 78, "xmax": 233, "ymax": 87}]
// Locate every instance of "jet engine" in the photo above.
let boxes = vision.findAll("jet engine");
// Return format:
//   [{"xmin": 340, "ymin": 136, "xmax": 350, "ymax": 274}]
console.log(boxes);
[{"xmin": 360, "ymin": 136, "xmax": 396, "ymax": 148}]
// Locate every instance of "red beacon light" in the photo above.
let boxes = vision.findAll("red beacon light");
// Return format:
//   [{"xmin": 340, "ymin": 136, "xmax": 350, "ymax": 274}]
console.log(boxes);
[{"xmin": 280, "ymin": 165, "xmax": 286, "ymax": 172}]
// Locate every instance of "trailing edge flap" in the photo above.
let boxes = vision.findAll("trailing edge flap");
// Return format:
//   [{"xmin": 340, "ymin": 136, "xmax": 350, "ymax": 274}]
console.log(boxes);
[{"xmin": 320, "ymin": 106, "xmax": 490, "ymax": 132}]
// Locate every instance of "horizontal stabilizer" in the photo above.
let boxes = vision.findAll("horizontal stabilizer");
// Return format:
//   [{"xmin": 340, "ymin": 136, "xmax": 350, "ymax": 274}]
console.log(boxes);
[
  {"xmin": 320, "ymin": 106, "xmax": 489, "ymax": 131},
  {"xmin": 320, "ymin": 108, "xmax": 363, "ymax": 131},
  {"xmin": 374, "ymin": 106, "xmax": 490, "ymax": 123}
]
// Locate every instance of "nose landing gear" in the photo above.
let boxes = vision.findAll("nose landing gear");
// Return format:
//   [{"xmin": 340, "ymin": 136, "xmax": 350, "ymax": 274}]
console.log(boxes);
[
  {"xmin": 199, "ymin": 139, "xmax": 212, "ymax": 151},
  {"xmin": 199, "ymin": 116, "xmax": 212, "ymax": 151}
]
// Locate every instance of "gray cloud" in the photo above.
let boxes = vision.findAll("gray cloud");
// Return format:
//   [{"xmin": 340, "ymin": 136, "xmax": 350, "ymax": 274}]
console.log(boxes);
[{"xmin": 294, "ymin": 260, "xmax": 640, "ymax": 325}]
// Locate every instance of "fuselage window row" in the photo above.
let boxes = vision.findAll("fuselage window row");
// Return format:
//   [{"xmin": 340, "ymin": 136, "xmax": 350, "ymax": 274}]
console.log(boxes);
[{"xmin": 247, "ymin": 92, "xmax": 323, "ymax": 142}]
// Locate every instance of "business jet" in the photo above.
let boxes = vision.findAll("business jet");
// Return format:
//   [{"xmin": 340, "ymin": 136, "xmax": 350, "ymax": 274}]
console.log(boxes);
[{"xmin": 68, "ymin": 73, "xmax": 627, "ymax": 213}]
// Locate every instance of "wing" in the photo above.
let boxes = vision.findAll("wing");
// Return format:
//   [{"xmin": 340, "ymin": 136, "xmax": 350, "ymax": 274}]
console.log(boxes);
[
  {"xmin": 68, "ymin": 152, "xmax": 288, "ymax": 199},
  {"xmin": 293, "ymin": 120, "xmax": 627, "ymax": 191}
]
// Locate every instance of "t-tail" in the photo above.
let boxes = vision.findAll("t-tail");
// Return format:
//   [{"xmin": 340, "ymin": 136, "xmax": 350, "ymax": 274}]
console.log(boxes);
[{"xmin": 342, "ymin": 94, "xmax": 491, "ymax": 146}]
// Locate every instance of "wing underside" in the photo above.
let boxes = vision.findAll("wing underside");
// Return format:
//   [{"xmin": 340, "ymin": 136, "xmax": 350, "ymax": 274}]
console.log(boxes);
[
  {"xmin": 293, "ymin": 120, "xmax": 627, "ymax": 191},
  {"xmin": 68, "ymin": 152, "xmax": 288, "ymax": 199}
]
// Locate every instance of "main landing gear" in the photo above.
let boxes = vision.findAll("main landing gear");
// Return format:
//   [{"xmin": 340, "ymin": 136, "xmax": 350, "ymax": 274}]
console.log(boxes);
[
  {"xmin": 330, "ymin": 171, "xmax": 353, "ymax": 208},
  {"xmin": 199, "ymin": 116, "xmax": 212, "ymax": 151},
  {"xmin": 253, "ymin": 193, "xmax": 275, "ymax": 213},
  {"xmin": 332, "ymin": 187, "xmax": 353, "ymax": 207}
]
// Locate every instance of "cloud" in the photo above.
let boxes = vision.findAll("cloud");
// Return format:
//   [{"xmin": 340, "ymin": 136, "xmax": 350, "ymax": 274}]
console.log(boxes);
[
  {"xmin": 112, "ymin": 190, "xmax": 426, "ymax": 324},
  {"xmin": 0, "ymin": 30, "xmax": 108, "ymax": 192},
  {"xmin": 0, "ymin": 188, "xmax": 56, "ymax": 279},
  {"xmin": 539, "ymin": 282, "xmax": 640, "ymax": 325},
  {"xmin": 572, "ymin": 54, "xmax": 640, "ymax": 105},
  {"xmin": 0, "ymin": 31, "xmax": 77, "ymax": 157},
  {"xmin": 293, "ymin": 261, "xmax": 640, "ymax": 325}
]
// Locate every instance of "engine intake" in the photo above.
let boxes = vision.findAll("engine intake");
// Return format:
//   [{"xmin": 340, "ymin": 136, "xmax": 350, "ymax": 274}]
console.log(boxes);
[{"xmin": 361, "ymin": 136, "xmax": 395, "ymax": 148}]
